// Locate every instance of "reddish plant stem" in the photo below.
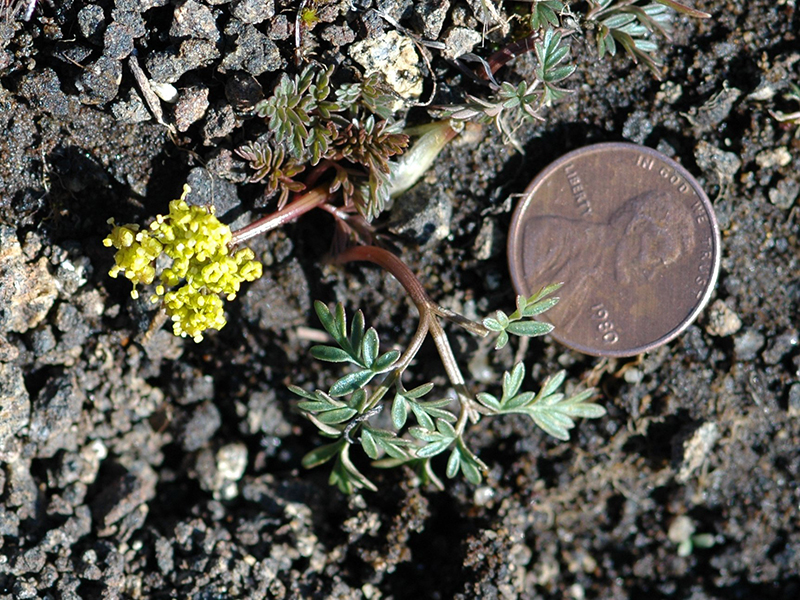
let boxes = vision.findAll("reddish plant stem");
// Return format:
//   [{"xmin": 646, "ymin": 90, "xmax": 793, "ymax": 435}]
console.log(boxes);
[
  {"xmin": 483, "ymin": 32, "xmax": 541, "ymax": 78},
  {"xmin": 334, "ymin": 245, "xmax": 432, "ymax": 310},
  {"xmin": 335, "ymin": 244, "xmax": 481, "ymax": 422},
  {"xmin": 230, "ymin": 185, "xmax": 332, "ymax": 246}
]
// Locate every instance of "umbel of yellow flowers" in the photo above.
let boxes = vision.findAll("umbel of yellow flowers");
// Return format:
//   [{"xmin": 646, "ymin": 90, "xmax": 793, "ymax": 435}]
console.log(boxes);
[{"xmin": 103, "ymin": 185, "xmax": 263, "ymax": 342}]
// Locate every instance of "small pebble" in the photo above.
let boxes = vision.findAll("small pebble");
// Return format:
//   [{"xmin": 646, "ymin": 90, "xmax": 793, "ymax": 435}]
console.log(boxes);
[
  {"xmin": 768, "ymin": 178, "xmax": 799, "ymax": 209},
  {"xmin": 788, "ymin": 383, "xmax": 800, "ymax": 417},
  {"xmin": 733, "ymin": 329, "xmax": 765, "ymax": 361},
  {"xmin": 756, "ymin": 147, "xmax": 792, "ymax": 169},
  {"xmin": 705, "ymin": 299, "xmax": 741, "ymax": 337},
  {"xmin": 762, "ymin": 330, "xmax": 799, "ymax": 365},
  {"xmin": 441, "ymin": 26, "xmax": 481, "ymax": 60}
]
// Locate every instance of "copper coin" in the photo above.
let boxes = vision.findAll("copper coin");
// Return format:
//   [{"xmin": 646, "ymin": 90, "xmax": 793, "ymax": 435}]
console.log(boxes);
[{"xmin": 508, "ymin": 142, "xmax": 720, "ymax": 357}]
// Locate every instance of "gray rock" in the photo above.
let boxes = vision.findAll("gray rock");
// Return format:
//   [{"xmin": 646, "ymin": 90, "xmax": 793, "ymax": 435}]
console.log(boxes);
[
  {"xmin": 756, "ymin": 146, "xmax": 792, "ymax": 169},
  {"xmin": 349, "ymin": 31, "xmax": 423, "ymax": 104},
  {"xmin": 694, "ymin": 141, "xmax": 741, "ymax": 193},
  {"xmin": 0, "ymin": 363, "xmax": 30, "ymax": 451},
  {"xmin": 677, "ymin": 422, "xmax": 719, "ymax": 483},
  {"xmin": 29, "ymin": 325, "xmax": 57, "ymax": 358},
  {"xmin": 173, "ymin": 85, "xmax": 209, "ymax": 131},
  {"xmin": 734, "ymin": 329, "xmax": 765, "ymax": 361},
  {"xmin": 112, "ymin": 88, "xmax": 153, "ymax": 123},
  {"xmin": 195, "ymin": 442, "xmax": 248, "ymax": 499},
  {"xmin": 17, "ymin": 68, "xmax": 70, "ymax": 118},
  {"xmin": 29, "ymin": 375, "xmax": 85, "ymax": 457},
  {"xmin": 184, "ymin": 166, "xmax": 240, "ymax": 217},
  {"xmin": 224, "ymin": 72, "xmax": 263, "ymax": 112},
  {"xmin": 321, "ymin": 23, "xmax": 356, "ymax": 47},
  {"xmin": 169, "ymin": 363, "xmax": 215, "ymax": 406},
  {"xmin": 705, "ymin": 299, "xmax": 741, "ymax": 337},
  {"xmin": 104, "ymin": 22, "xmax": 135, "ymax": 60},
  {"xmin": 110, "ymin": 7, "xmax": 146, "ymax": 38},
  {"xmin": 472, "ymin": 218, "xmax": 501, "ymax": 260},
  {"xmin": 390, "ymin": 188, "xmax": 452, "ymax": 245},
  {"xmin": 0, "ymin": 334, "xmax": 20, "ymax": 362},
  {"xmin": 178, "ymin": 401, "xmax": 221, "ymax": 451},
  {"xmin": 762, "ymin": 330, "xmax": 798, "ymax": 365},
  {"xmin": 202, "ymin": 101, "xmax": 238, "ymax": 143},
  {"xmin": 146, "ymin": 40, "xmax": 220, "ymax": 83},
  {"xmin": 77, "ymin": 55, "xmax": 122, "ymax": 105},
  {"xmin": 231, "ymin": 0, "xmax": 275, "ymax": 24},
  {"xmin": 90, "ymin": 461, "xmax": 157, "ymax": 532},
  {"xmin": 77, "ymin": 4, "xmax": 105, "ymax": 41},
  {"xmin": 222, "ymin": 23, "xmax": 283, "ymax": 76},
  {"xmin": 239, "ymin": 258, "xmax": 310, "ymax": 332},
  {"xmin": 0, "ymin": 225, "xmax": 58, "ymax": 333},
  {"xmin": 413, "ymin": 0, "xmax": 451, "ymax": 39},
  {"xmin": 788, "ymin": 383, "xmax": 800, "ymax": 417},
  {"xmin": 170, "ymin": 0, "xmax": 219, "ymax": 42},
  {"xmin": 684, "ymin": 84, "xmax": 741, "ymax": 133},
  {"xmin": 768, "ymin": 177, "xmax": 799, "ymax": 209},
  {"xmin": 623, "ymin": 110, "xmax": 655, "ymax": 145},
  {"xmin": 441, "ymin": 26, "xmax": 481, "ymax": 60}
]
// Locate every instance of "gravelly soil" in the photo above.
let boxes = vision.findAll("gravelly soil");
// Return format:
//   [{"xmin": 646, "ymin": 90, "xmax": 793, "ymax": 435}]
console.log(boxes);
[{"xmin": 1, "ymin": 1, "xmax": 799, "ymax": 599}]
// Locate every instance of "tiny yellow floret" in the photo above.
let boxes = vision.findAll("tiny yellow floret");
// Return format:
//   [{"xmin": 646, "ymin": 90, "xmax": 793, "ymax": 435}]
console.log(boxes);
[{"xmin": 103, "ymin": 184, "xmax": 263, "ymax": 342}]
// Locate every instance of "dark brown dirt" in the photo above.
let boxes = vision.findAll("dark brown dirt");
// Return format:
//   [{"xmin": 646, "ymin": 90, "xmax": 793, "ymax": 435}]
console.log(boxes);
[{"xmin": 1, "ymin": 1, "xmax": 799, "ymax": 599}]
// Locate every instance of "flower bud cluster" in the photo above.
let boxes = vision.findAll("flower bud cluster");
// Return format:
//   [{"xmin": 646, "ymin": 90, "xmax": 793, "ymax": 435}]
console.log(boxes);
[{"xmin": 103, "ymin": 185, "xmax": 263, "ymax": 341}]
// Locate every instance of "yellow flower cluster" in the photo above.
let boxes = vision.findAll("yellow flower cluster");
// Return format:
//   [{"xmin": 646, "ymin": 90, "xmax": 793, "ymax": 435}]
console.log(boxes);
[{"xmin": 103, "ymin": 185, "xmax": 263, "ymax": 342}]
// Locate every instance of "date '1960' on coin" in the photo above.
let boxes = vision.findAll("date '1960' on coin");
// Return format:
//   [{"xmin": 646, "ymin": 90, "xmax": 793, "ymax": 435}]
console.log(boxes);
[{"xmin": 508, "ymin": 142, "xmax": 721, "ymax": 357}]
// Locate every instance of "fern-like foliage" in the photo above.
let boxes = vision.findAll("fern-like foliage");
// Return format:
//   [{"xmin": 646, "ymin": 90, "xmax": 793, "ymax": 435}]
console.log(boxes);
[
  {"xmin": 582, "ymin": 0, "xmax": 710, "ymax": 79},
  {"xmin": 235, "ymin": 141, "xmax": 306, "ymax": 209},
  {"xmin": 243, "ymin": 66, "xmax": 408, "ymax": 219},
  {"xmin": 292, "ymin": 289, "xmax": 604, "ymax": 493},
  {"xmin": 476, "ymin": 365, "xmax": 606, "ymax": 440},
  {"xmin": 449, "ymin": 28, "xmax": 575, "ymax": 152},
  {"xmin": 328, "ymin": 116, "xmax": 408, "ymax": 220},
  {"xmin": 529, "ymin": 0, "xmax": 566, "ymax": 30}
]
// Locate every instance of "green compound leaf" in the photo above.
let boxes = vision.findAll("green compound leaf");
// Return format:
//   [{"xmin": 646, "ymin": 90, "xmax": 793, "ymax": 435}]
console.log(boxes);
[
  {"xmin": 583, "ymin": 0, "xmax": 708, "ymax": 81},
  {"xmin": 505, "ymin": 320, "xmax": 554, "ymax": 337},
  {"xmin": 360, "ymin": 426, "xmax": 412, "ymax": 460},
  {"xmin": 310, "ymin": 345, "xmax": 356, "ymax": 364},
  {"xmin": 329, "ymin": 444, "xmax": 377, "ymax": 493},
  {"xmin": 530, "ymin": 0, "xmax": 565, "ymax": 30},
  {"xmin": 411, "ymin": 419, "xmax": 457, "ymax": 458},
  {"xmin": 349, "ymin": 310, "xmax": 365, "ymax": 355},
  {"xmin": 445, "ymin": 439, "xmax": 487, "ymax": 484},
  {"xmin": 391, "ymin": 383, "xmax": 441, "ymax": 429},
  {"xmin": 361, "ymin": 328, "xmax": 379, "ymax": 368},
  {"xmin": 302, "ymin": 438, "xmax": 347, "ymax": 469},
  {"xmin": 292, "ymin": 387, "xmax": 360, "ymax": 426},
  {"xmin": 372, "ymin": 350, "xmax": 400, "ymax": 372},
  {"xmin": 535, "ymin": 29, "xmax": 576, "ymax": 104},
  {"xmin": 316, "ymin": 406, "xmax": 359, "ymax": 425},
  {"xmin": 312, "ymin": 302, "xmax": 400, "ymax": 397},
  {"xmin": 483, "ymin": 283, "xmax": 561, "ymax": 350},
  {"xmin": 329, "ymin": 369, "xmax": 377, "ymax": 397},
  {"xmin": 476, "ymin": 366, "xmax": 605, "ymax": 440},
  {"xmin": 391, "ymin": 394, "xmax": 408, "ymax": 429}
]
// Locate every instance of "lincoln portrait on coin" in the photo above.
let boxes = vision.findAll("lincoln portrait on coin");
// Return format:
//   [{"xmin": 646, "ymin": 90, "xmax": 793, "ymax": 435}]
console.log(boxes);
[{"xmin": 522, "ymin": 190, "xmax": 696, "ymax": 329}]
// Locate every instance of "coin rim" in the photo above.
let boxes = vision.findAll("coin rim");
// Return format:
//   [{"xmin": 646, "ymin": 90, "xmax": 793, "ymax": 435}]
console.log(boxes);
[{"xmin": 507, "ymin": 142, "xmax": 721, "ymax": 357}]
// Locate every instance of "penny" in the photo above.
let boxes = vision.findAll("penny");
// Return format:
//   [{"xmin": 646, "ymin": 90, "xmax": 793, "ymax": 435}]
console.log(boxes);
[{"xmin": 508, "ymin": 142, "xmax": 720, "ymax": 357}]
